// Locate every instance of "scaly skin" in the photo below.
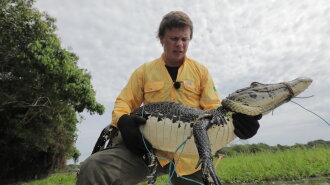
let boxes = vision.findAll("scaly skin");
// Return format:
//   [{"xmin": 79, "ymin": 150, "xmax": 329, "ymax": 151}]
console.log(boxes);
[{"xmin": 193, "ymin": 117, "xmax": 222, "ymax": 185}]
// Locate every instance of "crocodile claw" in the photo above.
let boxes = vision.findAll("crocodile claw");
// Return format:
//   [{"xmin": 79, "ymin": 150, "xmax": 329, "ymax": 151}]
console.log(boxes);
[{"xmin": 195, "ymin": 157, "xmax": 221, "ymax": 185}]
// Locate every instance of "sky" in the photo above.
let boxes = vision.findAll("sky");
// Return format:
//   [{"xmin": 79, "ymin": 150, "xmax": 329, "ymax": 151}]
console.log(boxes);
[{"xmin": 34, "ymin": 0, "xmax": 330, "ymax": 163}]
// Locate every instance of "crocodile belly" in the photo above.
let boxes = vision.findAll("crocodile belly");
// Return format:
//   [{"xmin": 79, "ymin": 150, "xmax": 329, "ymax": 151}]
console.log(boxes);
[{"xmin": 140, "ymin": 115, "xmax": 237, "ymax": 155}]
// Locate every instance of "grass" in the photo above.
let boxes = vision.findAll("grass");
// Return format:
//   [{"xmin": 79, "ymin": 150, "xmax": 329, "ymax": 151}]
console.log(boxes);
[
  {"xmin": 20, "ymin": 173, "xmax": 76, "ymax": 185},
  {"xmin": 20, "ymin": 147, "xmax": 330, "ymax": 185},
  {"xmin": 217, "ymin": 147, "xmax": 330, "ymax": 184}
]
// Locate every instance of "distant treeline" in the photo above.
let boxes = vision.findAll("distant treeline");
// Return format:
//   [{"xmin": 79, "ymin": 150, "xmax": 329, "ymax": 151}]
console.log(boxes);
[{"xmin": 216, "ymin": 139, "xmax": 330, "ymax": 156}]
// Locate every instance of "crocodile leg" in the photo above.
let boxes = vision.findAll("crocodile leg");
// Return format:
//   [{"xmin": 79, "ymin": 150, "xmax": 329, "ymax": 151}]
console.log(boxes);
[
  {"xmin": 91, "ymin": 125, "xmax": 118, "ymax": 154},
  {"xmin": 145, "ymin": 151, "xmax": 158, "ymax": 185},
  {"xmin": 193, "ymin": 118, "xmax": 222, "ymax": 185}
]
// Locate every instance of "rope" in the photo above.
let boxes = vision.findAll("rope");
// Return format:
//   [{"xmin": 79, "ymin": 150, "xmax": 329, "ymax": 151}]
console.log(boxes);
[
  {"xmin": 141, "ymin": 128, "xmax": 203, "ymax": 185},
  {"xmin": 280, "ymin": 82, "xmax": 295, "ymax": 98},
  {"xmin": 290, "ymin": 100, "xmax": 330, "ymax": 127}
]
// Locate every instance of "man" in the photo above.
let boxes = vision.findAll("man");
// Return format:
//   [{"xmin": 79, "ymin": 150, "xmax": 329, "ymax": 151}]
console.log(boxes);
[{"xmin": 77, "ymin": 11, "xmax": 260, "ymax": 185}]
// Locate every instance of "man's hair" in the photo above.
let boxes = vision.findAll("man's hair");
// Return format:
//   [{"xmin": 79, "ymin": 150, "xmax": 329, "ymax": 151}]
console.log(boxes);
[{"xmin": 157, "ymin": 11, "xmax": 193, "ymax": 40}]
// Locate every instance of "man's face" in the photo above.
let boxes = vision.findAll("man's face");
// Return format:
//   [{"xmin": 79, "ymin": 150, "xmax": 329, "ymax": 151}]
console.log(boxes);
[{"xmin": 160, "ymin": 27, "xmax": 191, "ymax": 66}]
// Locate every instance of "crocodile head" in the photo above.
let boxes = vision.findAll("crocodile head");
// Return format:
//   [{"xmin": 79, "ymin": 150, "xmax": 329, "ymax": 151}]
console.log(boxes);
[{"xmin": 221, "ymin": 77, "xmax": 313, "ymax": 116}]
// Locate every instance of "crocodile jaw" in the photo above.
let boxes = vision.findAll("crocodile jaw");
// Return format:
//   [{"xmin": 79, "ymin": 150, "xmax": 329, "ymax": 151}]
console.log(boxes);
[{"xmin": 221, "ymin": 77, "xmax": 313, "ymax": 116}]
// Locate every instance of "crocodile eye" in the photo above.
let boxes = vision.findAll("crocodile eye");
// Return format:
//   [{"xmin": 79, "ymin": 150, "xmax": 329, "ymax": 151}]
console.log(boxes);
[{"xmin": 250, "ymin": 82, "xmax": 260, "ymax": 87}]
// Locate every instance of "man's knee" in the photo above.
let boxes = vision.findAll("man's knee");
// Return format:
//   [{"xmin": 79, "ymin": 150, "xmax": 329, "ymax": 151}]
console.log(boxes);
[
  {"xmin": 77, "ymin": 151, "xmax": 119, "ymax": 185},
  {"xmin": 76, "ymin": 148, "xmax": 147, "ymax": 185},
  {"xmin": 80, "ymin": 154, "xmax": 97, "ymax": 170}
]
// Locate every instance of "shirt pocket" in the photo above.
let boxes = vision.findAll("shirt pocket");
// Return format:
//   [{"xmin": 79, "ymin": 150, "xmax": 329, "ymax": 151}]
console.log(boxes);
[
  {"xmin": 144, "ymin": 81, "xmax": 165, "ymax": 102},
  {"xmin": 182, "ymin": 81, "xmax": 201, "ymax": 108},
  {"xmin": 183, "ymin": 81, "xmax": 200, "ymax": 95}
]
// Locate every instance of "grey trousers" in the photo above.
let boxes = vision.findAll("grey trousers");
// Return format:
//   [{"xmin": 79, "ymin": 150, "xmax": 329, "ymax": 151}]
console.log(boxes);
[{"xmin": 76, "ymin": 135, "xmax": 203, "ymax": 185}]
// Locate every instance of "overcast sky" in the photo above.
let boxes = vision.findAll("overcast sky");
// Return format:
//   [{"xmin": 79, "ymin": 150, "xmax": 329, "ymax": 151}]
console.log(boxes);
[{"xmin": 34, "ymin": 0, "xmax": 330, "ymax": 163}]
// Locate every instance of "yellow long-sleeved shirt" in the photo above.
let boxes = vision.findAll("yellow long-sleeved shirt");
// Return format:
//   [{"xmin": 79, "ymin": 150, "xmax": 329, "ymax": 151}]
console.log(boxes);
[{"xmin": 111, "ymin": 56, "xmax": 221, "ymax": 176}]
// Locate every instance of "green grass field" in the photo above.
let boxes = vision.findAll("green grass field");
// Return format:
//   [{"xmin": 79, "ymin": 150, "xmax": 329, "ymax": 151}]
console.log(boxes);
[
  {"xmin": 20, "ymin": 174, "xmax": 76, "ymax": 185},
  {"xmin": 21, "ymin": 147, "xmax": 330, "ymax": 185},
  {"xmin": 217, "ymin": 147, "xmax": 330, "ymax": 184}
]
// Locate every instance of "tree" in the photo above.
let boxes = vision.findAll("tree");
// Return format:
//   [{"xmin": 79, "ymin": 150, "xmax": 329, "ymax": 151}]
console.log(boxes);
[
  {"xmin": 67, "ymin": 145, "xmax": 81, "ymax": 164},
  {"xmin": 0, "ymin": 0, "xmax": 104, "ymax": 183}
]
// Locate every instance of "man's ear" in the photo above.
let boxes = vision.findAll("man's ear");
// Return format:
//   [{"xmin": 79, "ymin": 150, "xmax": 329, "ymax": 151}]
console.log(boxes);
[{"xmin": 160, "ymin": 37, "xmax": 164, "ymax": 46}]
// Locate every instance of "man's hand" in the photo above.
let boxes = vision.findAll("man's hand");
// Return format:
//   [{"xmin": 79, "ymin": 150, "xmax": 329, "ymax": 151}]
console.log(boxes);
[
  {"xmin": 232, "ymin": 113, "xmax": 262, "ymax": 139},
  {"xmin": 117, "ymin": 114, "xmax": 152, "ymax": 157}
]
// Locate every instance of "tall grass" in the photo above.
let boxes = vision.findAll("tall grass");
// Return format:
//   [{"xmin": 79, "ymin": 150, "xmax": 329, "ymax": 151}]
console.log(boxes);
[
  {"xmin": 217, "ymin": 147, "xmax": 330, "ymax": 183},
  {"xmin": 21, "ymin": 147, "xmax": 329, "ymax": 185}
]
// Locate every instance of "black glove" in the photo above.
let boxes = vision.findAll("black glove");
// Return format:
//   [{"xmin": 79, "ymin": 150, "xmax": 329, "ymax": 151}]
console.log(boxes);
[
  {"xmin": 232, "ymin": 113, "xmax": 262, "ymax": 139},
  {"xmin": 117, "ymin": 114, "xmax": 152, "ymax": 157}
]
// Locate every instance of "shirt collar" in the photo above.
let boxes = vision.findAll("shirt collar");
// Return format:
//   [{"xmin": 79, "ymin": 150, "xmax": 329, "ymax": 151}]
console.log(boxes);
[{"xmin": 160, "ymin": 54, "xmax": 188, "ymax": 67}]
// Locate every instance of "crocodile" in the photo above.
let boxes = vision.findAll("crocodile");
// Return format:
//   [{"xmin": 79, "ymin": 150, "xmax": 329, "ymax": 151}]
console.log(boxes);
[{"xmin": 92, "ymin": 77, "xmax": 313, "ymax": 185}]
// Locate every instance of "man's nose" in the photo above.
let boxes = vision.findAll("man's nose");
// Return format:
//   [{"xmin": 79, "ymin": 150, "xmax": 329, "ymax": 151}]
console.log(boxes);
[{"xmin": 176, "ymin": 39, "xmax": 183, "ymax": 47}]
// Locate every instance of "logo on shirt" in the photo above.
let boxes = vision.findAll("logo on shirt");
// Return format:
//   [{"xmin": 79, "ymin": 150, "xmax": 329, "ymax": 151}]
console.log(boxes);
[{"xmin": 184, "ymin": 81, "xmax": 193, "ymax": 85}]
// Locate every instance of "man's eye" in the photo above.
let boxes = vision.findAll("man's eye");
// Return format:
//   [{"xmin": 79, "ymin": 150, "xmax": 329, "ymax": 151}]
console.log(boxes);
[
  {"xmin": 169, "ymin": 37, "xmax": 189, "ymax": 42},
  {"xmin": 170, "ymin": 37, "xmax": 179, "ymax": 41}
]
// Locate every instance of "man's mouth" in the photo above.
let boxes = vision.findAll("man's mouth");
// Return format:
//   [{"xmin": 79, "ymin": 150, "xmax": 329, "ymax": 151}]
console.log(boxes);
[{"xmin": 174, "ymin": 50, "xmax": 183, "ymax": 54}]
